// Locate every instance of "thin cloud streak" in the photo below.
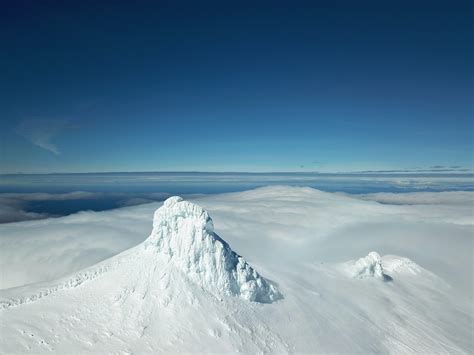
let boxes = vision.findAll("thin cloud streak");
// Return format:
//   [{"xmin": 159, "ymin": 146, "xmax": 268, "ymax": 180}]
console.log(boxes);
[{"xmin": 16, "ymin": 119, "xmax": 70, "ymax": 155}]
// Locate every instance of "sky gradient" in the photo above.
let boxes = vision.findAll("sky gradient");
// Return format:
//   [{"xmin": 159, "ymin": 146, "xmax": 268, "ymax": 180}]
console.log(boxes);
[{"xmin": 1, "ymin": 0, "xmax": 472, "ymax": 173}]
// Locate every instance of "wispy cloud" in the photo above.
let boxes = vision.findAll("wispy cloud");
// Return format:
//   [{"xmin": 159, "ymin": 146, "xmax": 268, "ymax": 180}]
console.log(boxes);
[
  {"xmin": 16, "ymin": 119, "xmax": 70, "ymax": 155},
  {"xmin": 353, "ymin": 166, "xmax": 471, "ymax": 173}
]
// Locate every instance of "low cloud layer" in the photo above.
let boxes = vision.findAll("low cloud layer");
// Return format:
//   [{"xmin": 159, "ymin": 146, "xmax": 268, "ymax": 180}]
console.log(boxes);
[
  {"xmin": 0, "ymin": 199, "xmax": 48, "ymax": 224},
  {"xmin": 351, "ymin": 191, "xmax": 474, "ymax": 206},
  {"xmin": 353, "ymin": 167, "xmax": 472, "ymax": 173},
  {"xmin": 1, "ymin": 172, "xmax": 472, "ymax": 224},
  {"xmin": 0, "ymin": 192, "xmax": 99, "ymax": 223},
  {"xmin": 0, "ymin": 191, "xmax": 171, "ymax": 224},
  {"xmin": 0, "ymin": 186, "xmax": 472, "ymax": 300}
]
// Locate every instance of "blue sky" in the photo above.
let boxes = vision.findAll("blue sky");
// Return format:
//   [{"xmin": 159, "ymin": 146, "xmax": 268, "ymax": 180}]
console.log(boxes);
[{"xmin": 1, "ymin": 0, "xmax": 472, "ymax": 173}]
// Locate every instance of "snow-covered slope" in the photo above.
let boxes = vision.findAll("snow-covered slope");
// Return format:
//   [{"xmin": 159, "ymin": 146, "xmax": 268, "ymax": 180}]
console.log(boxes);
[
  {"xmin": 0, "ymin": 197, "xmax": 280, "ymax": 309},
  {"xmin": 0, "ymin": 190, "xmax": 472, "ymax": 353}
]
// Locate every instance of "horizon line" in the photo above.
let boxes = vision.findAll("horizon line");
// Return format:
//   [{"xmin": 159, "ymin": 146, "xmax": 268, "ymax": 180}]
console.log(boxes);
[{"xmin": 1, "ymin": 169, "xmax": 473, "ymax": 176}]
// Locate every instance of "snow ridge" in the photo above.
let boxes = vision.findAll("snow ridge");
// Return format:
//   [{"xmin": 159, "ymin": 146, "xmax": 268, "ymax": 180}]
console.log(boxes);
[
  {"xmin": 0, "ymin": 246, "xmax": 139, "ymax": 309},
  {"xmin": 0, "ymin": 265, "xmax": 110, "ymax": 309},
  {"xmin": 146, "ymin": 196, "xmax": 281, "ymax": 303}
]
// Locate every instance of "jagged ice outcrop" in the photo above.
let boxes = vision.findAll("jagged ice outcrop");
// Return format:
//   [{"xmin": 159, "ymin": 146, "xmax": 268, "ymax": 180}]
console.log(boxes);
[
  {"xmin": 349, "ymin": 251, "xmax": 385, "ymax": 279},
  {"xmin": 145, "ymin": 196, "xmax": 281, "ymax": 303}
]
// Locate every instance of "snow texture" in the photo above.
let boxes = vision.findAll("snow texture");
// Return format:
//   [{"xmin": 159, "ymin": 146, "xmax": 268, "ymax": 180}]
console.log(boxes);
[{"xmin": 146, "ymin": 196, "xmax": 280, "ymax": 303}]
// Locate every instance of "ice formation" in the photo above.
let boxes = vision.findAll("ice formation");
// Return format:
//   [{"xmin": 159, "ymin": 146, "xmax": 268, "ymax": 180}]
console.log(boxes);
[
  {"xmin": 146, "ymin": 196, "xmax": 281, "ymax": 303},
  {"xmin": 350, "ymin": 251, "xmax": 385, "ymax": 279}
]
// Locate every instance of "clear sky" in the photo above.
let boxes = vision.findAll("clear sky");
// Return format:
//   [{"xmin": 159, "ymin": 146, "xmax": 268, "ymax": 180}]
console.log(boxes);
[{"xmin": 1, "ymin": 0, "xmax": 472, "ymax": 173}]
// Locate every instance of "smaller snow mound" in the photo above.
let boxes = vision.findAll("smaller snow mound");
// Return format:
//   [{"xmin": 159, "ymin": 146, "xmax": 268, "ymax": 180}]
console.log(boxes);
[
  {"xmin": 382, "ymin": 255, "xmax": 422, "ymax": 275},
  {"xmin": 146, "ymin": 196, "xmax": 281, "ymax": 303},
  {"xmin": 342, "ymin": 252, "xmax": 385, "ymax": 280},
  {"xmin": 381, "ymin": 255, "xmax": 451, "ymax": 289}
]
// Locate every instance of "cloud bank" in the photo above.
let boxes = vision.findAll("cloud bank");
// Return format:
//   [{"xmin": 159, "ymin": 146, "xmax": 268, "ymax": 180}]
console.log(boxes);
[
  {"xmin": 0, "ymin": 172, "xmax": 472, "ymax": 224},
  {"xmin": 0, "ymin": 192, "xmax": 101, "ymax": 223},
  {"xmin": 0, "ymin": 186, "xmax": 472, "ymax": 300},
  {"xmin": 0, "ymin": 191, "xmax": 171, "ymax": 224},
  {"xmin": 350, "ymin": 191, "xmax": 474, "ymax": 205}
]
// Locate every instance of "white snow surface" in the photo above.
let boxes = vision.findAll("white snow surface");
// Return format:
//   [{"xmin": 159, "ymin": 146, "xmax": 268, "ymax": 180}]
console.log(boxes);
[{"xmin": 0, "ymin": 186, "xmax": 472, "ymax": 353}]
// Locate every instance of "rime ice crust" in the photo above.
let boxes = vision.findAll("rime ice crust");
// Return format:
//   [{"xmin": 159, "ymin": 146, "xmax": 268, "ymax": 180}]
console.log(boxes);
[
  {"xmin": 349, "ymin": 252, "xmax": 385, "ymax": 279},
  {"xmin": 146, "ymin": 196, "xmax": 281, "ymax": 303}
]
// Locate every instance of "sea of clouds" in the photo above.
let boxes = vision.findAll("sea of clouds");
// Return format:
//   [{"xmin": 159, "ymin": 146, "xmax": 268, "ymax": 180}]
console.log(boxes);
[
  {"xmin": 0, "ymin": 186, "xmax": 472, "ymax": 301},
  {"xmin": 0, "ymin": 172, "xmax": 472, "ymax": 224}
]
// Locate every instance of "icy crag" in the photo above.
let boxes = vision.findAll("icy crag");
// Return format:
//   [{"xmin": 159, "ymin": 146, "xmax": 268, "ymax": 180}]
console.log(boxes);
[
  {"xmin": 146, "ymin": 196, "xmax": 281, "ymax": 303},
  {"xmin": 349, "ymin": 252, "xmax": 386, "ymax": 279}
]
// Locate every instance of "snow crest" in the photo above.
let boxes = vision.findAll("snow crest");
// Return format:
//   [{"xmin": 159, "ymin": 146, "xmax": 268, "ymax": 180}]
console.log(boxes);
[
  {"xmin": 146, "ymin": 196, "xmax": 281, "ymax": 303},
  {"xmin": 348, "ymin": 252, "xmax": 385, "ymax": 279}
]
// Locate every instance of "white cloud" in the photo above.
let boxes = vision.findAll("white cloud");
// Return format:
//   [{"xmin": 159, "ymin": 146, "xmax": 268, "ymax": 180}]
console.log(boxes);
[
  {"xmin": 0, "ymin": 199, "xmax": 48, "ymax": 224},
  {"xmin": 0, "ymin": 186, "xmax": 472, "ymax": 299},
  {"xmin": 0, "ymin": 192, "xmax": 100, "ymax": 223},
  {"xmin": 351, "ymin": 191, "xmax": 474, "ymax": 205},
  {"xmin": 0, "ymin": 191, "xmax": 171, "ymax": 223},
  {"xmin": 16, "ymin": 119, "xmax": 69, "ymax": 154}
]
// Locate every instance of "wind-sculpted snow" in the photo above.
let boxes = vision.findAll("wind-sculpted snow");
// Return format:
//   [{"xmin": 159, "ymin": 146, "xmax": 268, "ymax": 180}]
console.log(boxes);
[
  {"xmin": 341, "ymin": 252, "xmax": 385, "ymax": 279},
  {"xmin": 354, "ymin": 251, "xmax": 384, "ymax": 279},
  {"xmin": 146, "ymin": 196, "xmax": 281, "ymax": 303}
]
